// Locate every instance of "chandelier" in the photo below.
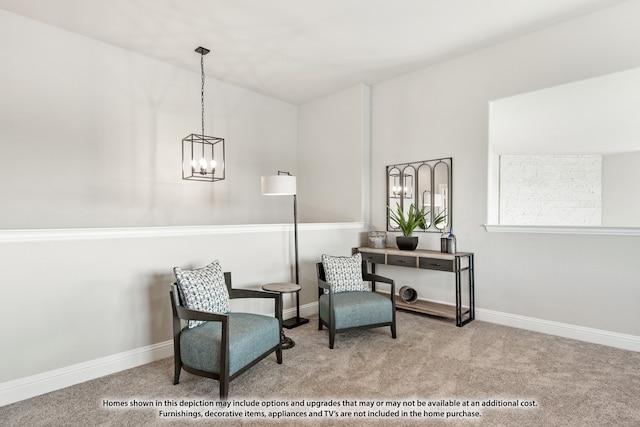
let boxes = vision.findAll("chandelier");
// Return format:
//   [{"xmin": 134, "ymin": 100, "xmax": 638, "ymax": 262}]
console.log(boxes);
[{"xmin": 182, "ymin": 47, "xmax": 225, "ymax": 182}]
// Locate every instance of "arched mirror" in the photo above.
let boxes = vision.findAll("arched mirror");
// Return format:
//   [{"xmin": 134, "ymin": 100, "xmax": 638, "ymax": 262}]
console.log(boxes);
[
  {"xmin": 387, "ymin": 166, "xmax": 402, "ymax": 200},
  {"xmin": 387, "ymin": 158, "xmax": 452, "ymax": 232},
  {"xmin": 433, "ymin": 160, "xmax": 450, "ymax": 230},
  {"xmin": 387, "ymin": 166, "xmax": 402, "ymax": 230},
  {"xmin": 417, "ymin": 163, "xmax": 432, "ymax": 230},
  {"xmin": 401, "ymin": 165, "xmax": 417, "ymax": 218}
]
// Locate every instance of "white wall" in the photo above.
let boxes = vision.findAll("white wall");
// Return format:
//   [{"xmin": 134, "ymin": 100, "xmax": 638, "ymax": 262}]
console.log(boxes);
[
  {"xmin": 297, "ymin": 84, "xmax": 371, "ymax": 223},
  {"xmin": 0, "ymin": 223, "xmax": 364, "ymax": 405},
  {"xmin": 0, "ymin": 10, "xmax": 297, "ymax": 229},
  {"xmin": 0, "ymin": 10, "xmax": 358, "ymax": 405},
  {"xmin": 602, "ymin": 151, "xmax": 640, "ymax": 226},
  {"xmin": 371, "ymin": 1, "xmax": 640, "ymax": 338}
]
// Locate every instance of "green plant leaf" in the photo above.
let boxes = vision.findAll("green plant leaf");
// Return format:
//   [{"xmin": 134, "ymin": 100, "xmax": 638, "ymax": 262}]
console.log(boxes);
[
  {"xmin": 388, "ymin": 202, "xmax": 427, "ymax": 236},
  {"xmin": 434, "ymin": 209, "xmax": 447, "ymax": 227}
]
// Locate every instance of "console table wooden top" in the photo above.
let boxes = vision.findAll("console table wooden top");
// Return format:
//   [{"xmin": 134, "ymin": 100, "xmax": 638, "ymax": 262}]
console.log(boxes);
[{"xmin": 356, "ymin": 247, "xmax": 473, "ymax": 260}]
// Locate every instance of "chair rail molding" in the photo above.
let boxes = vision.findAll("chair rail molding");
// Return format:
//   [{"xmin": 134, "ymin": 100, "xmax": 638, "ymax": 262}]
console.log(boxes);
[
  {"xmin": 484, "ymin": 224, "xmax": 640, "ymax": 236},
  {"xmin": 0, "ymin": 222, "xmax": 366, "ymax": 243}
]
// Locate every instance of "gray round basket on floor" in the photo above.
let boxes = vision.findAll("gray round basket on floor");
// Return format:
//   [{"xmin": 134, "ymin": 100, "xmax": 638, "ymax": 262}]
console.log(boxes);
[{"xmin": 399, "ymin": 285, "xmax": 418, "ymax": 304}]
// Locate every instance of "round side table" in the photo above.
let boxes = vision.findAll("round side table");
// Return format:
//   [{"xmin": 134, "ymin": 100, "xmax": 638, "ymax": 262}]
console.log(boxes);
[{"xmin": 261, "ymin": 282, "xmax": 309, "ymax": 349}]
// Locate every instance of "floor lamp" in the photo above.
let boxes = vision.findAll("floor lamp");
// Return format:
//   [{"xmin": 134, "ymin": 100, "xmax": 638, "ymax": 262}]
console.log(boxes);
[{"xmin": 261, "ymin": 171, "xmax": 309, "ymax": 328}]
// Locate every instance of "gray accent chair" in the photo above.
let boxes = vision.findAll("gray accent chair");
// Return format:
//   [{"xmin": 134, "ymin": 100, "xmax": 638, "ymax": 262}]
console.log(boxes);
[
  {"xmin": 316, "ymin": 261, "xmax": 396, "ymax": 349},
  {"xmin": 170, "ymin": 272, "xmax": 283, "ymax": 399}
]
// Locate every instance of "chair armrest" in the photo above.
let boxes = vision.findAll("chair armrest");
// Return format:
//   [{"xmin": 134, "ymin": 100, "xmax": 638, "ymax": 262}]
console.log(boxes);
[
  {"xmin": 229, "ymin": 289, "xmax": 278, "ymax": 299},
  {"xmin": 363, "ymin": 273, "xmax": 395, "ymax": 304},
  {"xmin": 229, "ymin": 288, "xmax": 283, "ymax": 323},
  {"xmin": 174, "ymin": 305, "xmax": 228, "ymax": 323},
  {"xmin": 363, "ymin": 272, "xmax": 394, "ymax": 285},
  {"xmin": 170, "ymin": 285, "xmax": 228, "ymax": 323},
  {"xmin": 317, "ymin": 278, "xmax": 331, "ymax": 290},
  {"xmin": 317, "ymin": 277, "xmax": 332, "ymax": 297}
]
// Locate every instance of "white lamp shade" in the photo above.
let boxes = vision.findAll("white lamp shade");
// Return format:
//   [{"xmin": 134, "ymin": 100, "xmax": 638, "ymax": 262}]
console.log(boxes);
[{"xmin": 261, "ymin": 175, "xmax": 296, "ymax": 195}]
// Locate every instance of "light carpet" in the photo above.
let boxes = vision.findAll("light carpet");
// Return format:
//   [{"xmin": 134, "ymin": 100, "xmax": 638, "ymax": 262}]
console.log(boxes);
[{"xmin": 2, "ymin": 311, "xmax": 639, "ymax": 426}]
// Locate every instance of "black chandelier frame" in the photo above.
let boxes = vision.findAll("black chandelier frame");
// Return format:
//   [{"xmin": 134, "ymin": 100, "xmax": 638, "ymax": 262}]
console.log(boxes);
[{"xmin": 182, "ymin": 46, "xmax": 225, "ymax": 182}]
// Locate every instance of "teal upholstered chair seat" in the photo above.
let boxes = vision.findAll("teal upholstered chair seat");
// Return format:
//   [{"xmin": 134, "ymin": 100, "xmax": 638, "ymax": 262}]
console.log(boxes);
[
  {"xmin": 317, "ymin": 254, "xmax": 396, "ymax": 349},
  {"xmin": 319, "ymin": 291, "xmax": 393, "ymax": 330},
  {"xmin": 180, "ymin": 313, "xmax": 280, "ymax": 377}
]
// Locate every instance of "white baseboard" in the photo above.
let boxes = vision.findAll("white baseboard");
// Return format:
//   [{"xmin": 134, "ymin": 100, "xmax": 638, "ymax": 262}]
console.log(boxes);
[
  {"xmin": 475, "ymin": 308, "xmax": 640, "ymax": 352},
  {"xmin": 3, "ymin": 304, "xmax": 636, "ymax": 407},
  {"xmin": 293, "ymin": 301, "xmax": 640, "ymax": 352},
  {"xmin": 283, "ymin": 301, "xmax": 318, "ymax": 321},
  {"xmin": 0, "ymin": 341, "xmax": 173, "ymax": 407},
  {"xmin": 0, "ymin": 304, "xmax": 320, "ymax": 408}
]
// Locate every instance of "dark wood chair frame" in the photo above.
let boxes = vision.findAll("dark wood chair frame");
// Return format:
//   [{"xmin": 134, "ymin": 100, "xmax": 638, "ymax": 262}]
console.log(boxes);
[
  {"xmin": 316, "ymin": 261, "xmax": 396, "ymax": 349},
  {"xmin": 170, "ymin": 272, "xmax": 283, "ymax": 399}
]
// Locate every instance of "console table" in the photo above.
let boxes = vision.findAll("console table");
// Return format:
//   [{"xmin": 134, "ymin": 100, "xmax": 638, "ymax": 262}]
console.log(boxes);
[{"xmin": 353, "ymin": 247, "xmax": 475, "ymax": 327}]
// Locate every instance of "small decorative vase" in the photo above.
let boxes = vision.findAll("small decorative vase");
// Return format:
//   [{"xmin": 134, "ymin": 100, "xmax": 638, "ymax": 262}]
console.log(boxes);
[
  {"xmin": 368, "ymin": 231, "xmax": 387, "ymax": 248},
  {"xmin": 396, "ymin": 236, "xmax": 418, "ymax": 251}
]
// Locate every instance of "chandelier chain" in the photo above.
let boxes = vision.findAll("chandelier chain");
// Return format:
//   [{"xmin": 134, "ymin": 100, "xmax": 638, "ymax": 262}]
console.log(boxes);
[{"xmin": 200, "ymin": 52, "xmax": 205, "ymax": 137}]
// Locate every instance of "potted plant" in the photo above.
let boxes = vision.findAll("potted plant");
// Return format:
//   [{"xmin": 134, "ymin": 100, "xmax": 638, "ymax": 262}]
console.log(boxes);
[{"xmin": 388, "ymin": 202, "xmax": 426, "ymax": 250}]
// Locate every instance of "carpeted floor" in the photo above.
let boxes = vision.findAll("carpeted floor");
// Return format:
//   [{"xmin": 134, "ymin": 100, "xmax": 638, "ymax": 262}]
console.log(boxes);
[{"xmin": 2, "ymin": 311, "xmax": 639, "ymax": 426}]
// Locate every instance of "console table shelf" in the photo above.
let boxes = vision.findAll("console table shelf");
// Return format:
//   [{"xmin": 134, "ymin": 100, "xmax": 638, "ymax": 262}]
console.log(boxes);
[
  {"xmin": 379, "ymin": 292, "xmax": 470, "ymax": 320},
  {"xmin": 354, "ymin": 247, "xmax": 475, "ymax": 327}
]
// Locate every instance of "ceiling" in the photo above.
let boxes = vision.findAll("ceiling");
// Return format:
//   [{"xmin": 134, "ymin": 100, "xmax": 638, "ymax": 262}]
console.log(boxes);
[{"xmin": 0, "ymin": 0, "xmax": 630, "ymax": 104}]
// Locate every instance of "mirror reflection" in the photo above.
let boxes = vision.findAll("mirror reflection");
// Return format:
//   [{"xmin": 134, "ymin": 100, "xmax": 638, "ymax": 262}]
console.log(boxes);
[
  {"xmin": 386, "ymin": 158, "xmax": 452, "ymax": 232},
  {"xmin": 401, "ymin": 165, "xmax": 417, "ymax": 221},
  {"xmin": 433, "ymin": 161, "xmax": 450, "ymax": 230},
  {"xmin": 387, "ymin": 166, "xmax": 402, "ymax": 230},
  {"xmin": 417, "ymin": 164, "xmax": 432, "ymax": 229}
]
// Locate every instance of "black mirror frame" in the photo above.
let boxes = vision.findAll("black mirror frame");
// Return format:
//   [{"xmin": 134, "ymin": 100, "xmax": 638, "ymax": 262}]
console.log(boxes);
[{"xmin": 386, "ymin": 157, "xmax": 452, "ymax": 233}]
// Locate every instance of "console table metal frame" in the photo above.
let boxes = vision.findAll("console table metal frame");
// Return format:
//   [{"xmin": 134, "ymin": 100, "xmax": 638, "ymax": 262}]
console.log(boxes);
[{"xmin": 353, "ymin": 247, "xmax": 475, "ymax": 327}]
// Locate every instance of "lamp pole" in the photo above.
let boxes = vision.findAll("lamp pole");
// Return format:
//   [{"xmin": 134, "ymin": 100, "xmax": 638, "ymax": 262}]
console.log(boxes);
[{"xmin": 293, "ymin": 194, "xmax": 299, "ymax": 285}]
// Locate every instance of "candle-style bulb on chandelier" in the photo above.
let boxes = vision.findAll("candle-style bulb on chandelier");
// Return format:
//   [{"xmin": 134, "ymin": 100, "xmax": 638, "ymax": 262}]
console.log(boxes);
[{"xmin": 182, "ymin": 47, "xmax": 225, "ymax": 182}]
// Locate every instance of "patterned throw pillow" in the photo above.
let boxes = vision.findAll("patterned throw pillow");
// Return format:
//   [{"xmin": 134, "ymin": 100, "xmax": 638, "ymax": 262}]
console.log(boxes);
[
  {"xmin": 173, "ymin": 260, "xmax": 231, "ymax": 329},
  {"xmin": 321, "ymin": 253, "xmax": 366, "ymax": 293}
]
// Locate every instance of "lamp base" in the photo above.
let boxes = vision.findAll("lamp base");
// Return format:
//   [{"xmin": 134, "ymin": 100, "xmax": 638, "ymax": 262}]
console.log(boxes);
[{"xmin": 283, "ymin": 317, "xmax": 309, "ymax": 329}]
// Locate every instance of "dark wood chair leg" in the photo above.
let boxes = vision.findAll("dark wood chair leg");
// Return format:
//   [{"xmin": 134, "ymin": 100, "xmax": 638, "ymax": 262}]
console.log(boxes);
[
  {"xmin": 220, "ymin": 379, "xmax": 229, "ymax": 400},
  {"xmin": 329, "ymin": 327, "xmax": 335, "ymax": 349},
  {"xmin": 173, "ymin": 361, "xmax": 181, "ymax": 385}
]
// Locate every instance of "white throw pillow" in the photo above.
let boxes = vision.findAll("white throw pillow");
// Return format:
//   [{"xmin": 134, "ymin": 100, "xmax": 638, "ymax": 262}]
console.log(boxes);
[
  {"xmin": 173, "ymin": 260, "xmax": 231, "ymax": 328},
  {"xmin": 321, "ymin": 253, "xmax": 366, "ymax": 293}
]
